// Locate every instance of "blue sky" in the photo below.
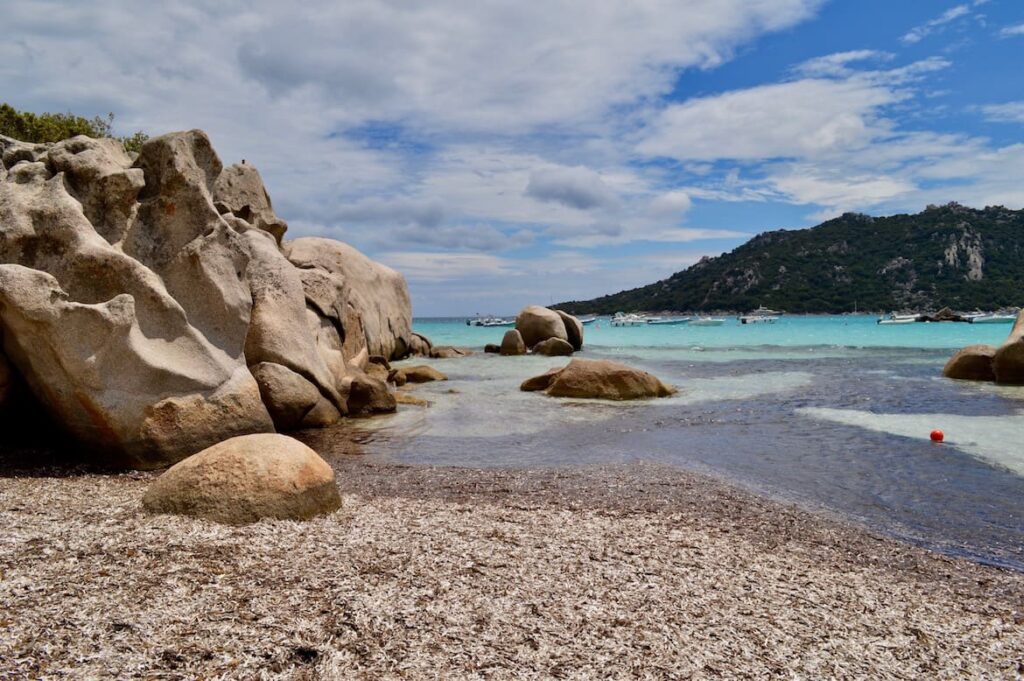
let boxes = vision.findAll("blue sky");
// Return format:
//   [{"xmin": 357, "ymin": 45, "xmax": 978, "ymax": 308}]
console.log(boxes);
[{"xmin": 4, "ymin": 1, "xmax": 1024, "ymax": 315}]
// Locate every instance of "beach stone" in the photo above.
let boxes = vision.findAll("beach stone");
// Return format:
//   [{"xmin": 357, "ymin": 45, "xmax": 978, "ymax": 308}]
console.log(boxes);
[
  {"xmin": 520, "ymin": 367, "xmax": 561, "ymax": 392},
  {"xmin": 251, "ymin": 361, "xmax": 336, "ymax": 430},
  {"xmin": 408, "ymin": 332, "xmax": 433, "ymax": 357},
  {"xmin": 142, "ymin": 434, "xmax": 342, "ymax": 524},
  {"xmin": 342, "ymin": 370, "xmax": 396, "ymax": 414},
  {"xmin": 500, "ymin": 329, "xmax": 527, "ymax": 356},
  {"xmin": 393, "ymin": 365, "xmax": 447, "ymax": 383},
  {"xmin": 395, "ymin": 391, "xmax": 431, "ymax": 407},
  {"xmin": 943, "ymin": 344, "xmax": 997, "ymax": 381},
  {"xmin": 993, "ymin": 311, "xmax": 1024, "ymax": 384},
  {"xmin": 484, "ymin": 343, "xmax": 501, "ymax": 354},
  {"xmin": 554, "ymin": 310, "xmax": 584, "ymax": 351},
  {"xmin": 524, "ymin": 358, "xmax": 676, "ymax": 400},
  {"xmin": 430, "ymin": 346, "xmax": 471, "ymax": 359},
  {"xmin": 533, "ymin": 337, "xmax": 574, "ymax": 356},
  {"xmin": 515, "ymin": 305, "xmax": 569, "ymax": 348}
]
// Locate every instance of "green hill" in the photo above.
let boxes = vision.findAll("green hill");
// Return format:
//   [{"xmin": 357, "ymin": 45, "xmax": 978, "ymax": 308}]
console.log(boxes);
[{"xmin": 556, "ymin": 203, "xmax": 1024, "ymax": 314}]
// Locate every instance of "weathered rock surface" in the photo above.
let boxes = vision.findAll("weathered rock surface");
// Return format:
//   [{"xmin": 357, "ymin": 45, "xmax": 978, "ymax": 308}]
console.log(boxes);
[
  {"xmin": 285, "ymin": 237, "xmax": 414, "ymax": 361},
  {"xmin": 500, "ymin": 329, "xmax": 527, "ymax": 356},
  {"xmin": 554, "ymin": 310, "xmax": 584, "ymax": 351},
  {"xmin": 993, "ymin": 311, "xmax": 1024, "ymax": 385},
  {"xmin": 392, "ymin": 365, "xmax": 448, "ymax": 384},
  {"xmin": 522, "ymin": 359, "xmax": 676, "ymax": 400},
  {"xmin": 342, "ymin": 370, "xmax": 397, "ymax": 414},
  {"xmin": 430, "ymin": 346, "xmax": 471, "ymax": 359},
  {"xmin": 0, "ymin": 348, "xmax": 13, "ymax": 409},
  {"xmin": 484, "ymin": 343, "xmax": 501, "ymax": 354},
  {"xmin": 943, "ymin": 345, "xmax": 997, "ymax": 382},
  {"xmin": 142, "ymin": 434, "xmax": 341, "ymax": 524},
  {"xmin": 533, "ymin": 337, "xmax": 574, "ymax": 357},
  {"xmin": 408, "ymin": 332, "xmax": 433, "ymax": 357},
  {"xmin": 0, "ymin": 130, "xmax": 416, "ymax": 468},
  {"xmin": 515, "ymin": 305, "xmax": 569, "ymax": 348}
]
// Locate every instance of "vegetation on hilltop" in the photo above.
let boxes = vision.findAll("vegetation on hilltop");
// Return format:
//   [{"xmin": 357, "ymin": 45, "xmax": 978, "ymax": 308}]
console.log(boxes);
[
  {"xmin": 1, "ymin": 103, "xmax": 148, "ymax": 153},
  {"xmin": 556, "ymin": 204, "xmax": 1024, "ymax": 314}
]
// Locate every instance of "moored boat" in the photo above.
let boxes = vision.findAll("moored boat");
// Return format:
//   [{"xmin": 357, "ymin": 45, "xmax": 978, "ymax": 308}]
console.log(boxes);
[
  {"xmin": 611, "ymin": 312, "xmax": 648, "ymax": 327},
  {"xmin": 689, "ymin": 316, "xmax": 725, "ymax": 326},
  {"xmin": 739, "ymin": 306, "xmax": 783, "ymax": 324},
  {"xmin": 966, "ymin": 310, "xmax": 1018, "ymax": 324},
  {"xmin": 877, "ymin": 312, "xmax": 920, "ymax": 325},
  {"xmin": 466, "ymin": 315, "xmax": 515, "ymax": 327},
  {"xmin": 646, "ymin": 317, "xmax": 691, "ymax": 326}
]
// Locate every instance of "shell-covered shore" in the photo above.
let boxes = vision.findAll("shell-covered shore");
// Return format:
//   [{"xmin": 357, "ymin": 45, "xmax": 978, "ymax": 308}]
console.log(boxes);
[{"xmin": 2, "ymin": 457, "xmax": 1021, "ymax": 679}]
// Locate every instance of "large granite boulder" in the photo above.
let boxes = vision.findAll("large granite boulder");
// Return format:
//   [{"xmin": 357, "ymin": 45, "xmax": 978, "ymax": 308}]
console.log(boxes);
[
  {"xmin": 285, "ymin": 238, "xmax": 414, "ymax": 362},
  {"xmin": 213, "ymin": 162, "xmax": 288, "ymax": 243},
  {"xmin": 521, "ymin": 358, "xmax": 676, "ymax": 400},
  {"xmin": 0, "ymin": 130, "xmax": 417, "ymax": 468},
  {"xmin": 392, "ymin": 365, "xmax": 447, "ymax": 384},
  {"xmin": 142, "ymin": 434, "xmax": 341, "ymax": 524},
  {"xmin": 533, "ymin": 337, "xmax": 574, "ymax": 356},
  {"xmin": 554, "ymin": 310, "xmax": 584, "ymax": 351},
  {"xmin": 500, "ymin": 329, "xmax": 527, "ymax": 356},
  {"xmin": 515, "ymin": 305, "xmax": 569, "ymax": 348},
  {"xmin": 943, "ymin": 345, "xmax": 997, "ymax": 382},
  {"xmin": 993, "ymin": 311, "xmax": 1024, "ymax": 385}
]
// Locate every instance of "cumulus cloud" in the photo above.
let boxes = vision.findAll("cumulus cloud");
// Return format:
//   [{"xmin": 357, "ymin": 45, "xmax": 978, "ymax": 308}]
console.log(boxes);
[
  {"xmin": 525, "ymin": 167, "xmax": 619, "ymax": 210},
  {"xmin": 1000, "ymin": 23, "xmax": 1024, "ymax": 38}
]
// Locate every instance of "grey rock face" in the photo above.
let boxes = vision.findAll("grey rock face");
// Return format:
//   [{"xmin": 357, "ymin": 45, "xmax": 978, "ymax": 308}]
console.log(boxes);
[{"xmin": 0, "ymin": 130, "xmax": 414, "ymax": 468}]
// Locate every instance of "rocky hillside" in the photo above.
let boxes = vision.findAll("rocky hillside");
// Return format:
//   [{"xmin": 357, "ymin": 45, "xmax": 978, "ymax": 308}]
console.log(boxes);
[
  {"xmin": 556, "ymin": 204, "xmax": 1024, "ymax": 314},
  {"xmin": 0, "ymin": 130, "xmax": 426, "ymax": 469}
]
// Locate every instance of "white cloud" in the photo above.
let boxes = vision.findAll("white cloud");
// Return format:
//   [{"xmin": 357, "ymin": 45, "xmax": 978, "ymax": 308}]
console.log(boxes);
[
  {"xmin": 998, "ymin": 23, "xmax": 1024, "ymax": 38},
  {"xmin": 793, "ymin": 50, "xmax": 892, "ymax": 77},
  {"xmin": 979, "ymin": 102, "xmax": 1024, "ymax": 123},
  {"xmin": 525, "ymin": 167, "xmax": 619, "ymax": 210},
  {"xmin": 900, "ymin": 5, "xmax": 971, "ymax": 44}
]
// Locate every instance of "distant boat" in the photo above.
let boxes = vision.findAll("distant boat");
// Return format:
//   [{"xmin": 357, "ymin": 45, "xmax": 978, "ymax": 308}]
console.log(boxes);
[
  {"xmin": 739, "ymin": 306, "xmax": 782, "ymax": 324},
  {"xmin": 967, "ymin": 312, "xmax": 1018, "ymax": 324},
  {"xmin": 877, "ymin": 312, "xmax": 920, "ymax": 325},
  {"xmin": 690, "ymin": 316, "xmax": 725, "ymax": 326},
  {"xmin": 611, "ymin": 312, "xmax": 648, "ymax": 327},
  {"xmin": 579, "ymin": 316, "xmax": 599, "ymax": 325},
  {"xmin": 466, "ymin": 315, "xmax": 515, "ymax": 327},
  {"xmin": 646, "ymin": 316, "xmax": 691, "ymax": 326}
]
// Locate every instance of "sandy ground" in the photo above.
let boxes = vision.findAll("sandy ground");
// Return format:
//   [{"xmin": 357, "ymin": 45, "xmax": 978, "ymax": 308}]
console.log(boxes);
[{"xmin": 1, "ymin": 451, "xmax": 1023, "ymax": 679}]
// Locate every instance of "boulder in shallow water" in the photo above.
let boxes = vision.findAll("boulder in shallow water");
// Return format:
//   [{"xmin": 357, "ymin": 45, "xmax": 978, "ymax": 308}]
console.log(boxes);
[
  {"xmin": 554, "ymin": 310, "xmax": 584, "ymax": 351},
  {"xmin": 484, "ymin": 343, "xmax": 501, "ymax": 354},
  {"xmin": 392, "ymin": 365, "xmax": 447, "ymax": 384},
  {"xmin": 515, "ymin": 305, "xmax": 569, "ymax": 348},
  {"xmin": 993, "ymin": 311, "xmax": 1024, "ymax": 385},
  {"xmin": 520, "ymin": 367, "xmax": 562, "ymax": 392},
  {"xmin": 142, "ymin": 434, "xmax": 341, "ymax": 524},
  {"xmin": 430, "ymin": 346, "xmax": 471, "ymax": 359},
  {"xmin": 500, "ymin": 329, "xmax": 527, "ymax": 356},
  {"xmin": 522, "ymin": 358, "xmax": 676, "ymax": 400},
  {"xmin": 943, "ymin": 345, "xmax": 997, "ymax": 381},
  {"xmin": 533, "ymin": 337, "xmax": 574, "ymax": 357},
  {"xmin": 342, "ymin": 370, "xmax": 396, "ymax": 414}
]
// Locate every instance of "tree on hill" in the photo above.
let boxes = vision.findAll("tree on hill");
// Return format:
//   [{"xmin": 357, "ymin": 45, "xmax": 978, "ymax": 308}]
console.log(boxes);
[{"xmin": 0, "ymin": 103, "xmax": 148, "ymax": 153}]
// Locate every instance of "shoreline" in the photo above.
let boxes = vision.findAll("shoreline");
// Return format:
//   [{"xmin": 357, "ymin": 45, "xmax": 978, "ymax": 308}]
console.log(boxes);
[{"xmin": 2, "ymin": 448, "xmax": 1022, "ymax": 678}]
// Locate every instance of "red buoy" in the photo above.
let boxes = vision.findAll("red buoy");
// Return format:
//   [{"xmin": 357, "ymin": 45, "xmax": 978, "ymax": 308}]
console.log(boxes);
[{"xmin": 930, "ymin": 429, "xmax": 945, "ymax": 443}]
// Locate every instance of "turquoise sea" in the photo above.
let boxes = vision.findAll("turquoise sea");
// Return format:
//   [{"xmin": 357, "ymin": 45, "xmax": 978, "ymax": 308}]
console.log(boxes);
[{"xmin": 362, "ymin": 315, "xmax": 1024, "ymax": 570}]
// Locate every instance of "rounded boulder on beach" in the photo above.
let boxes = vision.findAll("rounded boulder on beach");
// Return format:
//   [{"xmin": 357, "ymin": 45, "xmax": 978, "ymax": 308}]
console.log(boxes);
[{"xmin": 142, "ymin": 433, "xmax": 342, "ymax": 524}]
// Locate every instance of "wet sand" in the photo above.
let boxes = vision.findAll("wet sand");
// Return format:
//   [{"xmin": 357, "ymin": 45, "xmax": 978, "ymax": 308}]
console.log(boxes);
[{"xmin": 1, "ymin": 444, "xmax": 1022, "ymax": 679}]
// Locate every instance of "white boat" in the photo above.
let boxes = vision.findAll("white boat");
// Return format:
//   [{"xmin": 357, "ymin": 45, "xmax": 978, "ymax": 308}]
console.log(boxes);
[
  {"xmin": 739, "ymin": 306, "xmax": 783, "ymax": 324},
  {"xmin": 466, "ymin": 315, "xmax": 515, "ymax": 327},
  {"xmin": 689, "ymin": 316, "xmax": 725, "ymax": 327},
  {"xmin": 877, "ymin": 312, "xmax": 920, "ymax": 325},
  {"xmin": 646, "ymin": 317, "xmax": 691, "ymax": 326},
  {"xmin": 967, "ymin": 312, "xmax": 1018, "ymax": 324},
  {"xmin": 579, "ymin": 316, "xmax": 599, "ymax": 326},
  {"xmin": 611, "ymin": 312, "xmax": 648, "ymax": 327}
]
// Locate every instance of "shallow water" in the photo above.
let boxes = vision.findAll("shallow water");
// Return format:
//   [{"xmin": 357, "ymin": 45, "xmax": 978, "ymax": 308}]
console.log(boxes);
[{"xmin": 352, "ymin": 315, "xmax": 1024, "ymax": 570}]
